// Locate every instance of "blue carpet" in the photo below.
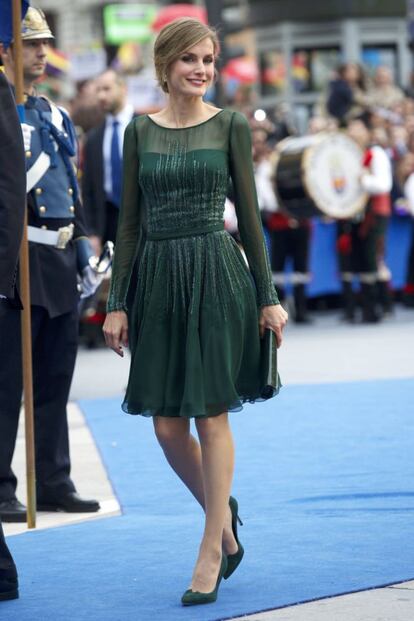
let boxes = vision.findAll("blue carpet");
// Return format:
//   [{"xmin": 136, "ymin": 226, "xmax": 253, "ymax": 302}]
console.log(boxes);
[{"xmin": 4, "ymin": 378, "xmax": 414, "ymax": 621}]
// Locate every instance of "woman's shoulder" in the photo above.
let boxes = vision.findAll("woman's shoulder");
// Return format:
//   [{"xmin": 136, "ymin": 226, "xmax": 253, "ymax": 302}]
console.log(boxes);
[
  {"xmin": 123, "ymin": 114, "xmax": 153, "ymax": 141},
  {"xmin": 219, "ymin": 109, "xmax": 251, "ymax": 135},
  {"xmin": 222, "ymin": 108, "xmax": 249, "ymax": 126},
  {"xmin": 130, "ymin": 114, "xmax": 149, "ymax": 128},
  {"xmin": 125, "ymin": 114, "xmax": 152, "ymax": 129}
]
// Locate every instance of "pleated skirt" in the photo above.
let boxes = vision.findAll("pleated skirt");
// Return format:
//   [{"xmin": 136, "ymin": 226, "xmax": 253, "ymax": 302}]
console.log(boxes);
[{"xmin": 124, "ymin": 230, "xmax": 270, "ymax": 418}]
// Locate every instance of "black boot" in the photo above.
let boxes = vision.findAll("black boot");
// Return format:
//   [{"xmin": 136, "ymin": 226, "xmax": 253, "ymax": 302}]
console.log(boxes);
[
  {"xmin": 360, "ymin": 283, "xmax": 381, "ymax": 323},
  {"xmin": 341, "ymin": 281, "xmax": 356, "ymax": 323},
  {"xmin": 377, "ymin": 280, "xmax": 394, "ymax": 317},
  {"xmin": 293, "ymin": 284, "xmax": 311, "ymax": 323},
  {"xmin": 0, "ymin": 568, "xmax": 18, "ymax": 601}
]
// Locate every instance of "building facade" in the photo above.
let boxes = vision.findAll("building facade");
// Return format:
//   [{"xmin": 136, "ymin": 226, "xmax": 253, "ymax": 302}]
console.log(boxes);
[
  {"xmin": 249, "ymin": 0, "xmax": 411, "ymax": 127},
  {"xmin": 34, "ymin": 0, "xmax": 412, "ymax": 126}
]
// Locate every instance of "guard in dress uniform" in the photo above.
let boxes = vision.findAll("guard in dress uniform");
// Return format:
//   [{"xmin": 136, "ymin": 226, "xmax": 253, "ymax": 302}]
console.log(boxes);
[
  {"xmin": 337, "ymin": 117, "xmax": 393, "ymax": 322},
  {"xmin": 266, "ymin": 145, "xmax": 312, "ymax": 323},
  {"xmin": 0, "ymin": 8, "xmax": 100, "ymax": 522},
  {"xmin": 0, "ymin": 69, "xmax": 24, "ymax": 602}
]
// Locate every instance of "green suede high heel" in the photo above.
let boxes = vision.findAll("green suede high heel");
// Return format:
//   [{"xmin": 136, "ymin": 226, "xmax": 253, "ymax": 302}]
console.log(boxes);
[
  {"xmin": 181, "ymin": 555, "xmax": 228, "ymax": 606},
  {"xmin": 224, "ymin": 496, "xmax": 244, "ymax": 580}
]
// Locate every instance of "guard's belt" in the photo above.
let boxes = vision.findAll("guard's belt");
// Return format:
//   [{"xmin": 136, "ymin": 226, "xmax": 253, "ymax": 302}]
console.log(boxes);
[{"xmin": 27, "ymin": 224, "xmax": 74, "ymax": 249}]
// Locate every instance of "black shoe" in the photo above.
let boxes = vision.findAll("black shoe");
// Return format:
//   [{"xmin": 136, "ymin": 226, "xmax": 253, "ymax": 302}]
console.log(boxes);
[
  {"xmin": 361, "ymin": 310, "xmax": 381, "ymax": 324},
  {"xmin": 340, "ymin": 311, "xmax": 356, "ymax": 324},
  {"xmin": 0, "ymin": 499, "xmax": 27, "ymax": 523},
  {"xmin": 0, "ymin": 569, "xmax": 18, "ymax": 602},
  {"xmin": 37, "ymin": 491, "xmax": 100, "ymax": 513}
]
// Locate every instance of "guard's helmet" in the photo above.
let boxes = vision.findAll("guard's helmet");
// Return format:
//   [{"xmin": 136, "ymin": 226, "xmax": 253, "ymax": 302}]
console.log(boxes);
[{"xmin": 21, "ymin": 7, "xmax": 54, "ymax": 41}]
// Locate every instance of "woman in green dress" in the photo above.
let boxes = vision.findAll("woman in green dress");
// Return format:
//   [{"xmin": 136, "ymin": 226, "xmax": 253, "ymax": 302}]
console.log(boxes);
[{"xmin": 103, "ymin": 17, "xmax": 288, "ymax": 606}]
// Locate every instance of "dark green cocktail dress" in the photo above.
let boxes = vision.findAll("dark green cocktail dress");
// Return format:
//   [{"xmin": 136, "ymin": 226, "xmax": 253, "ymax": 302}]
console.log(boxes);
[{"xmin": 107, "ymin": 109, "xmax": 279, "ymax": 418}]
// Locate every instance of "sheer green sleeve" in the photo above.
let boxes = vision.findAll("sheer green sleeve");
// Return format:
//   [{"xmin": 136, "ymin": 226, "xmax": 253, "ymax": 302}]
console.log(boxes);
[
  {"xmin": 229, "ymin": 112, "xmax": 279, "ymax": 307},
  {"xmin": 107, "ymin": 120, "xmax": 143, "ymax": 313}
]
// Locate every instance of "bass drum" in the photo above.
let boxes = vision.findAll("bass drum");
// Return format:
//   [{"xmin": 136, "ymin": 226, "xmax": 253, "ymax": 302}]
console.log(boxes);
[{"xmin": 274, "ymin": 132, "xmax": 367, "ymax": 219}]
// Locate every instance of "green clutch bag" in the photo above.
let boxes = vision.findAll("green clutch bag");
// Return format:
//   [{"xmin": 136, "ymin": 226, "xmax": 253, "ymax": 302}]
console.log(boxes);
[{"xmin": 260, "ymin": 328, "xmax": 281, "ymax": 398}]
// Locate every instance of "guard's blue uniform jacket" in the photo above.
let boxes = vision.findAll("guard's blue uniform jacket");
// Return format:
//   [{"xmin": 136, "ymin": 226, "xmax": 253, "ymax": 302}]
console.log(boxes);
[
  {"xmin": 25, "ymin": 98, "xmax": 78, "ymax": 220},
  {"xmin": 24, "ymin": 95, "xmax": 92, "ymax": 317}
]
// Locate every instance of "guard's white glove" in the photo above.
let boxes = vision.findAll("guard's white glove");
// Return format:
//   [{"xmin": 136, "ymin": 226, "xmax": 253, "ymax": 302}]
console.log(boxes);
[
  {"xmin": 80, "ymin": 265, "xmax": 103, "ymax": 299},
  {"xmin": 21, "ymin": 123, "xmax": 35, "ymax": 151}
]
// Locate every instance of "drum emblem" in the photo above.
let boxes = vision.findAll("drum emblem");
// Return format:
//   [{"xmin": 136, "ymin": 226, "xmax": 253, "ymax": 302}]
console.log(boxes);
[{"xmin": 329, "ymin": 156, "xmax": 347, "ymax": 195}]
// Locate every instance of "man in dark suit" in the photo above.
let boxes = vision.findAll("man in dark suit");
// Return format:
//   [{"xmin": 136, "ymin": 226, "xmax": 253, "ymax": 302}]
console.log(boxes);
[
  {"xmin": 0, "ymin": 8, "xmax": 100, "ymax": 522},
  {"xmin": 0, "ymin": 69, "xmax": 24, "ymax": 601},
  {"xmin": 82, "ymin": 69, "xmax": 134, "ymax": 255}
]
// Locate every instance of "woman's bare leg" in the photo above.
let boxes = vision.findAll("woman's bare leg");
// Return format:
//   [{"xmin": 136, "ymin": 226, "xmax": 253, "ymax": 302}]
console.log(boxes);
[
  {"xmin": 153, "ymin": 416, "xmax": 238, "ymax": 557},
  {"xmin": 153, "ymin": 416, "xmax": 205, "ymax": 505},
  {"xmin": 189, "ymin": 412, "xmax": 235, "ymax": 593}
]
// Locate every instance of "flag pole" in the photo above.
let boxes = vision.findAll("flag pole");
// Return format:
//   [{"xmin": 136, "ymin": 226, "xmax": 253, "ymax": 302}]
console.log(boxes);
[{"xmin": 13, "ymin": 0, "xmax": 37, "ymax": 529}]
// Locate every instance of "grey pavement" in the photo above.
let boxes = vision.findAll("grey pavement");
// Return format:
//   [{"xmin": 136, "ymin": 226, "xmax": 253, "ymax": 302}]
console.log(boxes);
[
  {"xmin": 3, "ymin": 402, "xmax": 120, "ymax": 536},
  {"xmin": 231, "ymin": 581, "xmax": 414, "ymax": 621},
  {"xmin": 6, "ymin": 306, "xmax": 414, "ymax": 620},
  {"xmin": 70, "ymin": 306, "xmax": 414, "ymax": 399}
]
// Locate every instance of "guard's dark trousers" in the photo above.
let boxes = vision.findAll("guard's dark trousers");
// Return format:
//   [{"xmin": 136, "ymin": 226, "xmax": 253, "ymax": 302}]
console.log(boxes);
[
  {"xmin": 0, "ymin": 301, "xmax": 77, "ymax": 501},
  {"xmin": 0, "ymin": 521, "xmax": 15, "ymax": 572}
]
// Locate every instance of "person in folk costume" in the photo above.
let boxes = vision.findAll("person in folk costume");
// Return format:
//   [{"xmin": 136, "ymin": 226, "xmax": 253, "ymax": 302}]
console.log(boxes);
[
  {"xmin": 337, "ymin": 117, "xmax": 393, "ymax": 322},
  {"xmin": 266, "ymin": 149, "xmax": 312, "ymax": 324},
  {"xmin": 0, "ymin": 7, "xmax": 101, "ymax": 522}
]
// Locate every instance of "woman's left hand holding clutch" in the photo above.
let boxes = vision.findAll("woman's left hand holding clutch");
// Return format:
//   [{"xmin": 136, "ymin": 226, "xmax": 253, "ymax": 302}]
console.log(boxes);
[
  {"xmin": 103, "ymin": 311, "xmax": 129, "ymax": 357},
  {"xmin": 259, "ymin": 304, "xmax": 288, "ymax": 348}
]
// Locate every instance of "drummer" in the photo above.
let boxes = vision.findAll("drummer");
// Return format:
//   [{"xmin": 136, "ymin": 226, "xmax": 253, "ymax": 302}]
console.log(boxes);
[
  {"xmin": 267, "ymin": 142, "xmax": 312, "ymax": 324},
  {"xmin": 337, "ymin": 116, "xmax": 393, "ymax": 322}
]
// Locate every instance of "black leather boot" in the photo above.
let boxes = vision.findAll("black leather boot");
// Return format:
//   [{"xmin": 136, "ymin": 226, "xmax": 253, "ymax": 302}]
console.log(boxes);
[
  {"xmin": 360, "ymin": 283, "xmax": 381, "ymax": 323},
  {"xmin": 293, "ymin": 284, "xmax": 311, "ymax": 323},
  {"xmin": 341, "ymin": 281, "xmax": 356, "ymax": 322},
  {"xmin": 377, "ymin": 280, "xmax": 394, "ymax": 317}
]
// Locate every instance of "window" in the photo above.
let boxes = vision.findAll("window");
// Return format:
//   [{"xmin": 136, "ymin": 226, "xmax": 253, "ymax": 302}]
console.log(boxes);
[
  {"xmin": 362, "ymin": 45, "xmax": 398, "ymax": 81},
  {"xmin": 292, "ymin": 47, "xmax": 341, "ymax": 93},
  {"xmin": 259, "ymin": 50, "xmax": 286, "ymax": 96}
]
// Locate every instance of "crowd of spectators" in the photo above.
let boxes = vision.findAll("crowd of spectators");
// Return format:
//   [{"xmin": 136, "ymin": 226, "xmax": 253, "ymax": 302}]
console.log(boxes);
[
  {"xmin": 68, "ymin": 63, "xmax": 414, "ymax": 342},
  {"xmin": 229, "ymin": 64, "xmax": 414, "ymax": 316}
]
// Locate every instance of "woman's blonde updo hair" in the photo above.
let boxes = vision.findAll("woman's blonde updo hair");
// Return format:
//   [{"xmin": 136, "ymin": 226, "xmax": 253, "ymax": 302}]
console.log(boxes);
[{"xmin": 154, "ymin": 17, "xmax": 220, "ymax": 94}]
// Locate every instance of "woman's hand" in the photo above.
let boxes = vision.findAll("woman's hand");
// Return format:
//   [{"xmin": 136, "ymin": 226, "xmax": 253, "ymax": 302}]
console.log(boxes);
[
  {"xmin": 103, "ymin": 311, "xmax": 128, "ymax": 357},
  {"xmin": 259, "ymin": 304, "xmax": 288, "ymax": 348}
]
